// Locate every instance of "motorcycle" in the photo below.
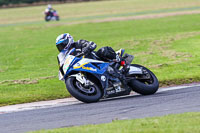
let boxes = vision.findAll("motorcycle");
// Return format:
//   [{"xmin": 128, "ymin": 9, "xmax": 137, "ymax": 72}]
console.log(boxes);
[
  {"xmin": 44, "ymin": 10, "xmax": 59, "ymax": 22},
  {"xmin": 57, "ymin": 48, "xmax": 159, "ymax": 103}
]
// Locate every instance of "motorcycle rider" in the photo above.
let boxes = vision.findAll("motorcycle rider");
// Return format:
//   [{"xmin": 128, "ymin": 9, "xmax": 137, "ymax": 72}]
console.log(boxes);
[
  {"xmin": 45, "ymin": 4, "xmax": 55, "ymax": 17},
  {"xmin": 56, "ymin": 33, "xmax": 130, "ymax": 80}
]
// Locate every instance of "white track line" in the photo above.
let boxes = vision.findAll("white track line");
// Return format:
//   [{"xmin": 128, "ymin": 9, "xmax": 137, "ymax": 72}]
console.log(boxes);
[
  {"xmin": 158, "ymin": 83, "xmax": 200, "ymax": 92},
  {"xmin": 0, "ymin": 83, "xmax": 199, "ymax": 114}
]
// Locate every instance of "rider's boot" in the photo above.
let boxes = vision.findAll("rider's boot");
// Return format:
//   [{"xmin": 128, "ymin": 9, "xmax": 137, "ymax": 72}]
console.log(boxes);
[
  {"xmin": 108, "ymin": 61, "xmax": 129, "ymax": 84},
  {"xmin": 121, "ymin": 63, "xmax": 130, "ymax": 76}
]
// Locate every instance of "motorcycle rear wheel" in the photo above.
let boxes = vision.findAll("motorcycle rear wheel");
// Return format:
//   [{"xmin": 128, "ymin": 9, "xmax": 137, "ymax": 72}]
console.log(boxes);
[
  {"xmin": 56, "ymin": 16, "xmax": 60, "ymax": 21},
  {"xmin": 128, "ymin": 64, "xmax": 159, "ymax": 95},
  {"xmin": 65, "ymin": 77, "xmax": 102, "ymax": 103}
]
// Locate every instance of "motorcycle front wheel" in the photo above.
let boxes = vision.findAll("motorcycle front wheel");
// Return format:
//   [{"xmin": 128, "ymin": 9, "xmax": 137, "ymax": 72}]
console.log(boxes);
[
  {"xmin": 65, "ymin": 77, "xmax": 102, "ymax": 103},
  {"xmin": 45, "ymin": 16, "xmax": 50, "ymax": 22},
  {"xmin": 128, "ymin": 64, "xmax": 159, "ymax": 95}
]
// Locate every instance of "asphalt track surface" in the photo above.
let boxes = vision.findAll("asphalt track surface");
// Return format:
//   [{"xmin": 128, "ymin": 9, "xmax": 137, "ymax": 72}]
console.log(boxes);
[{"xmin": 0, "ymin": 85, "xmax": 200, "ymax": 133}]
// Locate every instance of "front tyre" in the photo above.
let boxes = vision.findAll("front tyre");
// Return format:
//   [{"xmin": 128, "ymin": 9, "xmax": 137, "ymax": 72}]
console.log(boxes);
[
  {"xmin": 65, "ymin": 77, "xmax": 102, "ymax": 103},
  {"xmin": 128, "ymin": 64, "xmax": 159, "ymax": 95},
  {"xmin": 56, "ymin": 16, "xmax": 60, "ymax": 21},
  {"xmin": 45, "ymin": 16, "xmax": 50, "ymax": 22}
]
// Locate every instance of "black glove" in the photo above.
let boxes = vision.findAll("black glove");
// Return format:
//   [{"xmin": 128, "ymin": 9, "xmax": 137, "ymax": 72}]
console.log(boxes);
[
  {"xmin": 78, "ymin": 39, "xmax": 97, "ymax": 55},
  {"xmin": 79, "ymin": 40, "xmax": 90, "ymax": 47},
  {"xmin": 88, "ymin": 41, "xmax": 97, "ymax": 51},
  {"xmin": 82, "ymin": 47, "xmax": 90, "ymax": 55}
]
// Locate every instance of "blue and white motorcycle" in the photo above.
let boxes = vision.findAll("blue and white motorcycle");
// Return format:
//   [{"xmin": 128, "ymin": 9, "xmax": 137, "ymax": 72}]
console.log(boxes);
[{"xmin": 57, "ymin": 48, "xmax": 159, "ymax": 103}]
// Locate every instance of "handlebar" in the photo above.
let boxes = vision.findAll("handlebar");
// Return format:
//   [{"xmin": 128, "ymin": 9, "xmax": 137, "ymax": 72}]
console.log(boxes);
[{"xmin": 75, "ymin": 52, "xmax": 85, "ymax": 57}]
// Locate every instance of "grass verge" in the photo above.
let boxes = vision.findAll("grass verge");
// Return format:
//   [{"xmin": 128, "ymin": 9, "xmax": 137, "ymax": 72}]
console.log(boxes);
[
  {"xmin": 29, "ymin": 112, "xmax": 200, "ymax": 133},
  {"xmin": 1, "ymin": 0, "xmax": 200, "ymax": 26}
]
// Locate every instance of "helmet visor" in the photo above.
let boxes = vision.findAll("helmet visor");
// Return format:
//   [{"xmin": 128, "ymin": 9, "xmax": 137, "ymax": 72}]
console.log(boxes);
[
  {"xmin": 56, "ymin": 43, "xmax": 65, "ymax": 52},
  {"xmin": 56, "ymin": 39, "xmax": 69, "ymax": 52}
]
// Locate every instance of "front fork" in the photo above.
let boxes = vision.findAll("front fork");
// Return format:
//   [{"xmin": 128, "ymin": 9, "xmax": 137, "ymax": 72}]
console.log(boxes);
[{"xmin": 69, "ymin": 73, "xmax": 94, "ymax": 87}]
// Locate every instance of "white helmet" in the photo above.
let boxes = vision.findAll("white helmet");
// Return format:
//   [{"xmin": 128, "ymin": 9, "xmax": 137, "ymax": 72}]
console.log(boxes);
[
  {"xmin": 47, "ymin": 4, "xmax": 52, "ymax": 9},
  {"xmin": 56, "ymin": 33, "xmax": 74, "ymax": 52}
]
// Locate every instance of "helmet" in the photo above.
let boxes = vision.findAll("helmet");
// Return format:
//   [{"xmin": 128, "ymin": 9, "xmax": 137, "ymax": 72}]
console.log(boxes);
[
  {"xmin": 47, "ymin": 4, "xmax": 52, "ymax": 9},
  {"xmin": 56, "ymin": 33, "xmax": 74, "ymax": 52}
]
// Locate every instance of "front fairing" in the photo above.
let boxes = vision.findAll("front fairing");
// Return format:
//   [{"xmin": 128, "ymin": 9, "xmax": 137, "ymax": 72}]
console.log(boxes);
[
  {"xmin": 57, "ymin": 49, "xmax": 68, "ymax": 67},
  {"xmin": 71, "ymin": 58, "xmax": 109, "ymax": 75},
  {"xmin": 59, "ymin": 48, "xmax": 109, "ymax": 78}
]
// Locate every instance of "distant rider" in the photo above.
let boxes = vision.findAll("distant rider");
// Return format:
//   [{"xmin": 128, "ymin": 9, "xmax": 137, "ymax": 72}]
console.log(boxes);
[{"xmin": 45, "ymin": 4, "xmax": 54, "ymax": 17}]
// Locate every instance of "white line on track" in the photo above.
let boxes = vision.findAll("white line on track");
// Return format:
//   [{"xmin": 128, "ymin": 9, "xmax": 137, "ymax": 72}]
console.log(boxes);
[{"xmin": 0, "ymin": 83, "xmax": 199, "ymax": 114}]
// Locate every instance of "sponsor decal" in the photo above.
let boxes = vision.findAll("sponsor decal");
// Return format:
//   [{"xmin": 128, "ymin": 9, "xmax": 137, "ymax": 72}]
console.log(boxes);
[
  {"xmin": 63, "ymin": 66, "xmax": 69, "ymax": 72},
  {"xmin": 82, "ymin": 66, "xmax": 97, "ymax": 71},
  {"xmin": 74, "ymin": 63, "xmax": 97, "ymax": 72}
]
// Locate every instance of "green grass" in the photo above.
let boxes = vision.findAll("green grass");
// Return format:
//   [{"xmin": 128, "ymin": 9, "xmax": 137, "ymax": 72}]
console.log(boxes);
[
  {"xmin": 0, "ymin": 0, "xmax": 200, "ymax": 106},
  {"xmin": 0, "ymin": 0, "xmax": 200, "ymax": 26},
  {"xmin": 29, "ymin": 112, "xmax": 200, "ymax": 133},
  {"xmin": 0, "ymin": 78, "xmax": 69, "ymax": 106}
]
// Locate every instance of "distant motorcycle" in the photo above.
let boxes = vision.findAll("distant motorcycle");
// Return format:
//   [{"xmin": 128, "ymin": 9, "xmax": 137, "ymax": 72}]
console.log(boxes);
[
  {"xmin": 44, "ymin": 10, "xmax": 59, "ymax": 22},
  {"xmin": 58, "ymin": 48, "xmax": 159, "ymax": 103}
]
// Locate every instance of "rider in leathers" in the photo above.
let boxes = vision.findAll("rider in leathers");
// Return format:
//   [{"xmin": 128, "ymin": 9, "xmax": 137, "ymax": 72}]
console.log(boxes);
[
  {"xmin": 45, "ymin": 4, "xmax": 54, "ymax": 17},
  {"xmin": 56, "ymin": 33, "xmax": 129, "ymax": 80}
]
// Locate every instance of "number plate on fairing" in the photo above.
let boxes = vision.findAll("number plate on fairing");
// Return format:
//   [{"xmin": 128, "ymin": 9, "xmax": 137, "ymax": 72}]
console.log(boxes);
[
  {"xmin": 63, "ymin": 55, "xmax": 75, "ymax": 74},
  {"xmin": 128, "ymin": 66, "xmax": 143, "ymax": 74}
]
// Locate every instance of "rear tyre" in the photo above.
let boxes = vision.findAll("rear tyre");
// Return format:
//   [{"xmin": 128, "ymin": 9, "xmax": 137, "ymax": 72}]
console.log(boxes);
[
  {"xmin": 65, "ymin": 77, "xmax": 102, "ymax": 103},
  {"xmin": 128, "ymin": 64, "xmax": 159, "ymax": 95},
  {"xmin": 56, "ymin": 16, "xmax": 60, "ymax": 21}
]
